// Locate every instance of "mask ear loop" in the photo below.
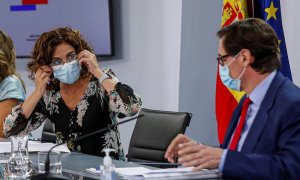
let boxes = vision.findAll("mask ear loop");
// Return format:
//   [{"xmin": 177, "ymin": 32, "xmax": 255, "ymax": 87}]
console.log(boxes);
[
  {"xmin": 227, "ymin": 51, "xmax": 241, "ymax": 67},
  {"xmin": 237, "ymin": 51, "xmax": 248, "ymax": 80},
  {"xmin": 227, "ymin": 57, "xmax": 235, "ymax": 67},
  {"xmin": 228, "ymin": 50, "xmax": 246, "ymax": 80},
  {"xmin": 237, "ymin": 67, "xmax": 246, "ymax": 80}
]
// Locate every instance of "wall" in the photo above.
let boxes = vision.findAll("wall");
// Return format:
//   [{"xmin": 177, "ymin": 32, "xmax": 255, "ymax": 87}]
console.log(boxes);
[
  {"xmin": 281, "ymin": 0, "xmax": 300, "ymax": 86},
  {"xmin": 179, "ymin": 0, "xmax": 222, "ymax": 145},
  {"xmin": 104, "ymin": 0, "xmax": 183, "ymax": 154}
]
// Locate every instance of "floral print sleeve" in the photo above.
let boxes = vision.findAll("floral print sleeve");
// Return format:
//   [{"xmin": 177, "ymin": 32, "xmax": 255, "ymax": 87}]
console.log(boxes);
[
  {"xmin": 3, "ymin": 68, "xmax": 142, "ymax": 160},
  {"xmin": 3, "ymin": 92, "xmax": 52, "ymax": 137},
  {"xmin": 103, "ymin": 68, "xmax": 142, "ymax": 119}
]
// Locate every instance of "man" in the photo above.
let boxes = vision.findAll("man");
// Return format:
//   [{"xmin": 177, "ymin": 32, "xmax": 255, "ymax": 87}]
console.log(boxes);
[{"xmin": 165, "ymin": 18, "xmax": 300, "ymax": 179}]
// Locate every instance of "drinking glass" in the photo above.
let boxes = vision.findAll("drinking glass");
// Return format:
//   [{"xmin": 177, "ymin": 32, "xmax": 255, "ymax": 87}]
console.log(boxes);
[{"xmin": 38, "ymin": 151, "xmax": 62, "ymax": 175}]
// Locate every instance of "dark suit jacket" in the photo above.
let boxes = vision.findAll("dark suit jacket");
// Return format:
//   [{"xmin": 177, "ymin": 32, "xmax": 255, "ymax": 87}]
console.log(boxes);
[{"xmin": 221, "ymin": 72, "xmax": 300, "ymax": 179}]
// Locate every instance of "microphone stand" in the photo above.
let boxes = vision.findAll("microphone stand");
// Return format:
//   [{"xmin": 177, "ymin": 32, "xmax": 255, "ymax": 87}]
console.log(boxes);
[{"xmin": 30, "ymin": 114, "xmax": 143, "ymax": 180}]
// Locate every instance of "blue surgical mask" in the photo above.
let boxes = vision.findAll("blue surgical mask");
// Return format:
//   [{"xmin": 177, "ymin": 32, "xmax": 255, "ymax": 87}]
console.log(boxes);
[
  {"xmin": 219, "ymin": 53, "xmax": 246, "ymax": 91},
  {"xmin": 52, "ymin": 60, "xmax": 81, "ymax": 84}
]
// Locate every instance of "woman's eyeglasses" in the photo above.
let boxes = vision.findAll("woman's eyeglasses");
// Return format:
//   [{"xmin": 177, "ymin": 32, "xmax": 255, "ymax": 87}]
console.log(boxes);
[{"xmin": 50, "ymin": 53, "xmax": 77, "ymax": 67}]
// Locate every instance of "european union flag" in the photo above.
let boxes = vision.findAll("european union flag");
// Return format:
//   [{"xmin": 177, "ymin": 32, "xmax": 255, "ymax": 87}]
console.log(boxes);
[{"xmin": 254, "ymin": 0, "xmax": 292, "ymax": 81}]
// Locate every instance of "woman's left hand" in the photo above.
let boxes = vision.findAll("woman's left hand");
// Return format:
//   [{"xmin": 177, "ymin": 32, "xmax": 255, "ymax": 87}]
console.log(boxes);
[{"xmin": 78, "ymin": 50, "xmax": 103, "ymax": 78}]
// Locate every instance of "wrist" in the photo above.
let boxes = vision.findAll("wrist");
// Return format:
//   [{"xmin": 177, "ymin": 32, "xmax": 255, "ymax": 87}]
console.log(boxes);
[
  {"xmin": 18, "ymin": 103, "xmax": 27, "ymax": 119},
  {"xmin": 33, "ymin": 89, "xmax": 44, "ymax": 98},
  {"xmin": 98, "ymin": 73, "xmax": 110, "ymax": 84},
  {"xmin": 94, "ymin": 69, "xmax": 103, "ymax": 79}
]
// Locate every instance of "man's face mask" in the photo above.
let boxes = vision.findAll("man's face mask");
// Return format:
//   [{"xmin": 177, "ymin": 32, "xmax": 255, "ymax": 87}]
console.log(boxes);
[
  {"xmin": 219, "ymin": 52, "xmax": 246, "ymax": 91},
  {"xmin": 52, "ymin": 60, "xmax": 81, "ymax": 84}
]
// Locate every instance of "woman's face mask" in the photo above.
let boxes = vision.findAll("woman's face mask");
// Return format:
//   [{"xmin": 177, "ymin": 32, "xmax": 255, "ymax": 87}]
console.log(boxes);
[
  {"xmin": 52, "ymin": 60, "xmax": 81, "ymax": 84},
  {"xmin": 219, "ymin": 52, "xmax": 246, "ymax": 91}
]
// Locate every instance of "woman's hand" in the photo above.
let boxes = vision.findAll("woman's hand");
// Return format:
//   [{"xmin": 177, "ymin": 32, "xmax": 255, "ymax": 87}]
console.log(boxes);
[
  {"xmin": 78, "ymin": 50, "xmax": 116, "ymax": 92},
  {"xmin": 21, "ymin": 65, "xmax": 52, "ymax": 119},
  {"xmin": 34, "ymin": 65, "xmax": 52, "ymax": 96},
  {"xmin": 78, "ymin": 50, "xmax": 103, "ymax": 78}
]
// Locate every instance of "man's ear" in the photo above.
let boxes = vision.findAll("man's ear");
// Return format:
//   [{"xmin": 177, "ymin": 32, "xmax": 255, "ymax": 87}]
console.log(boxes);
[{"xmin": 241, "ymin": 49, "xmax": 253, "ymax": 66}]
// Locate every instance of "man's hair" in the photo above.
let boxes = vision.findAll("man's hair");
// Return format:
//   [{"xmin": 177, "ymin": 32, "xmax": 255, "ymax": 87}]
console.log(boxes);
[{"xmin": 217, "ymin": 18, "xmax": 280, "ymax": 73}]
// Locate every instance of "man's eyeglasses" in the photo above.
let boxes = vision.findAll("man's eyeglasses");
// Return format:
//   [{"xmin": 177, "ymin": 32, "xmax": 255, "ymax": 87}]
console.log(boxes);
[
  {"xmin": 50, "ymin": 53, "xmax": 77, "ymax": 67},
  {"xmin": 216, "ymin": 54, "xmax": 230, "ymax": 66}
]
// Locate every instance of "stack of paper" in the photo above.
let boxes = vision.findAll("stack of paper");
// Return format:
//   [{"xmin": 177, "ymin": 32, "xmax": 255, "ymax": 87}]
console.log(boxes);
[
  {"xmin": 115, "ymin": 167, "xmax": 222, "ymax": 179},
  {"xmin": 0, "ymin": 141, "xmax": 70, "ymax": 153}
]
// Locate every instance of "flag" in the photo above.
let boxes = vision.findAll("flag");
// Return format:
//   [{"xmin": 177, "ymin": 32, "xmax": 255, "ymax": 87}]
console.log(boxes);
[
  {"xmin": 216, "ymin": 0, "xmax": 252, "ymax": 144},
  {"xmin": 254, "ymin": 0, "xmax": 292, "ymax": 80}
]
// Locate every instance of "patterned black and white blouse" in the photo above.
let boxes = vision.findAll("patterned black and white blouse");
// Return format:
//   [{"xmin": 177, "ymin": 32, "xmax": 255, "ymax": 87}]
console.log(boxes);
[{"xmin": 3, "ymin": 68, "xmax": 142, "ymax": 160}]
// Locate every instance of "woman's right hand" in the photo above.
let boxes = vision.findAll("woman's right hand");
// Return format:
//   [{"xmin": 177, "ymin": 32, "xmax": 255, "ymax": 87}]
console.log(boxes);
[
  {"xmin": 34, "ymin": 66, "xmax": 52, "ymax": 95},
  {"xmin": 21, "ymin": 65, "xmax": 52, "ymax": 119}
]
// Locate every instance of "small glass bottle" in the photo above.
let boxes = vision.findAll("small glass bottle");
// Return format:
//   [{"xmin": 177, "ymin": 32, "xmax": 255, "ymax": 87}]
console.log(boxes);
[
  {"xmin": 101, "ymin": 149, "xmax": 115, "ymax": 180},
  {"xmin": 7, "ymin": 135, "xmax": 31, "ymax": 178}
]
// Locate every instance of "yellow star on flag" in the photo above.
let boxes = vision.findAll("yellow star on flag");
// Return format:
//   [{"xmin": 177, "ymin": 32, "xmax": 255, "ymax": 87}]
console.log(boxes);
[{"xmin": 265, "ymin": 1, "xmax": 278, "ymax": 20}]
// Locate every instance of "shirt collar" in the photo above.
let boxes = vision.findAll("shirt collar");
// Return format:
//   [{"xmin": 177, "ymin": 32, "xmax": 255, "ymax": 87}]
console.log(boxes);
[{"xmin": 248, "ymin": 70, "xmax": 276, "ymax": 106}]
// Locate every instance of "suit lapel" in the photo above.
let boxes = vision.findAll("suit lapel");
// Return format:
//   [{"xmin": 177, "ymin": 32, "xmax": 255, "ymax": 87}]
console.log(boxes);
[{"xmin": 241, "ymin": 72, "xmax": 285, "ymax": 153}]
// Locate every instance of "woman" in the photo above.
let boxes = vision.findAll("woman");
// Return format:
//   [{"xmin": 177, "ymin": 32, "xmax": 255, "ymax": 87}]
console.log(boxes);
[
  {"xmin": 3, "ymin": 27, "xmax": 142, "ymax": 160},
  {"xmin": 0, "ymin": 30, "xmax": 26, "ymax": 138}
]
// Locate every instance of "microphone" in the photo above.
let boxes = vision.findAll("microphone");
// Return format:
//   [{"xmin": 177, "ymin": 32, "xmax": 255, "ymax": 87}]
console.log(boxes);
[{"xmin": 30, "ymin": 114, "xmax": 144, "ymax": 180}]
